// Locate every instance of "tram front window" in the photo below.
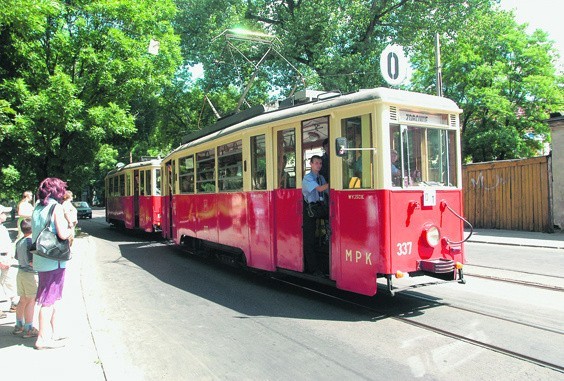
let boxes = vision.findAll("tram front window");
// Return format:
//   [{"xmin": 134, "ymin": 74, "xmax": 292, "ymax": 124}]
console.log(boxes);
[
  {"xmin": 341, "ymin": 114, "xmax": 372, "ymax": 189},
  {"xmin": 390, "ymin": 124, "xmax": 457, "ymax": 187}
]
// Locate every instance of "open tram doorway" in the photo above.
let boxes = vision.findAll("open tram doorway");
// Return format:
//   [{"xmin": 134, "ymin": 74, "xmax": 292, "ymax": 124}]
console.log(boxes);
[
  {"xmin": 162, "ymin": 160, "xmax": 175, "ymax": 240},
  {"xmin": 301, "ymin": 116, "xmax": 330, "ymax": 276}
]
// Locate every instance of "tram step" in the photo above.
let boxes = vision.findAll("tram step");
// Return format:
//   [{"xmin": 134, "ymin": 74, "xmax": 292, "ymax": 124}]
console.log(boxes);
[{"xmin": 418, "ymin": 258, "xmax": 455, "ymax": 273}]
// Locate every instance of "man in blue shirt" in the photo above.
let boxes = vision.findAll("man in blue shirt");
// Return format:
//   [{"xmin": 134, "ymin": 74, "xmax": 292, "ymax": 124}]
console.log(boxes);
[{"xmin": 302, "ymin": 155, "xmax": 329, "ymax": 276}]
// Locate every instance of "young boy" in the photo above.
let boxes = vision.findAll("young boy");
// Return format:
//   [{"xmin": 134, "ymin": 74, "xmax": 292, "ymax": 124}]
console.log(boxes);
[
  {"xmin": 12, "ymin": 218, "xmax": 39, "ymax": 337},
  {"xmin": 0, "ymin": 204, "xmax": 16, "ymax": 319}
]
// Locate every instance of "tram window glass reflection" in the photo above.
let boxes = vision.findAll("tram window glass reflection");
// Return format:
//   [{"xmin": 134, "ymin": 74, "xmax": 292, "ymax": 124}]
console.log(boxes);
[
  {"xmin": 196, "ymin": 149, "xmax": 216, "ymax": 193},
  {"xmin": 126, "ymin": 173, "xmax": 131, "ymax": 196},
  {"xmin": 276, "ymin": 129, "xmax": 296, "ymax": 189},
  {"xmin": 218, "ymin": 140, "xmax": 243, "ymax": 192},
  {"xmin": 179, "ymin": 155, "xmax": 195, "ymax": 194},
  {"xmin": 341, "ymin": 114, "xmax": 372, "ymax": 189},
  {"xmin": 390, "ymin": 124, "xmax": 457, "ymax": 187},
  {"xmin": 251, "ymin": 135, "xmax": 267, "ymax": 190}
]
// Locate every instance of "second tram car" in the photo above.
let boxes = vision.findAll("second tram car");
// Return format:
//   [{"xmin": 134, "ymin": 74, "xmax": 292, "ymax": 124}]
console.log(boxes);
[
  {"xmin": 157, "ymin": 88, "xmax": 466, "ymax": 296},
  {"xmin": 105, "ymin": 159, "xmax": 162, "ymax": 232}
]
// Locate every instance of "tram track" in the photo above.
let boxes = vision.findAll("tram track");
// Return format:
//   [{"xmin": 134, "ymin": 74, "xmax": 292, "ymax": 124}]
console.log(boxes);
[
  {"xmin": 269, "ymin": 275, "xmax": 564, "ymax": 374},
  {"xmin": 463, "ymin": 264, "xmax": 564, "ymax": 291},
  {"xmin": 464, "ymin": 272, "xmax": 564, "ymax": 291},
  {"xmin": 400, "ymin": 292, "xmax": 564, "ymax": 336},
  {"xmin": 466, "ymin": 264, "xmax": 564, "ymax": 279}
]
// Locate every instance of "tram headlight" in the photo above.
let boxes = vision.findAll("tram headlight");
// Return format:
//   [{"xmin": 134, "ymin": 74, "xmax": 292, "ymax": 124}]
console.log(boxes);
[{"xmin": 424, "ymin": 225, "xmax": 440, "ymax": 247}]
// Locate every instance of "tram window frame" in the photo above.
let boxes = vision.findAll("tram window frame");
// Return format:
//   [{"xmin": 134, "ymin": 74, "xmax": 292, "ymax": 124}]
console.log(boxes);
[
  {"xmin": 179, "ymin": 155, "xmax": 195, "ymax": 194},
  {"xmin": 276, "ymin": 129, "xmax": 296, "ymax": 189},
  {"xmin": 218, "ymin": 140, "xmax": 243, "ymax": 192},
  {"xmin": 340, "ymin": 114, "xmax": 372, "ymax": 189},
  {"xmin": 390, "ymin": 124, "xmax": 458, "ymax": 187},
  {"xmin": 251, "ymin": 135, "xmax": 267, "ymax": 191},
  {"xmin": 196, "ymin": 148, "xmax": 216, "ymax": 193}
]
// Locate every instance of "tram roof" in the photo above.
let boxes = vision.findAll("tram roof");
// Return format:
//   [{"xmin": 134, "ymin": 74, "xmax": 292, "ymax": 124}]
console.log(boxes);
[
  {"xmin": 167, "ymin": 87, "xmax": 462, "ymax": 158},
  {"xmin": 106, "ymin": 158, "xmax": 162, "ymax": 177}
]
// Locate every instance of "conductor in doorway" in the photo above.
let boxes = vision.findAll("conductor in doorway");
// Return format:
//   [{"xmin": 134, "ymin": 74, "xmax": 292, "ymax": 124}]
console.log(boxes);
[{"xmin": 302, "ymin": 155, "xmax": 329, "ymax": 276}]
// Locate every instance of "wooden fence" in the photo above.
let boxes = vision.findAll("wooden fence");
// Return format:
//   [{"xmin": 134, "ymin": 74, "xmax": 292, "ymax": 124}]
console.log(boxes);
[{"xmin": 462, "ymin": 156, "xmax": 552, "ymax": 232}]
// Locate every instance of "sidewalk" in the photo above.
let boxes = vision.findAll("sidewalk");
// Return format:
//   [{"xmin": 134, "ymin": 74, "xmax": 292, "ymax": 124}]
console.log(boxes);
[
  {"xmin": 466, "ymin": 228, "xmax": 564, "ymax": 249},
  {"xmin": 0, "ymin": 234, "xmax": 105, "ymax": 381}
]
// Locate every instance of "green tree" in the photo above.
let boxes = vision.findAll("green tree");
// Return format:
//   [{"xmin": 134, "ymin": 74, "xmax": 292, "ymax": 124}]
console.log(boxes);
[
  {"xmin": 175, "ymin": 0, "xmax": 494, "ymax": 97},
  {"xmin": 0, "ymin": 0, "xmax": 182, "ymax": 196},
  {"xmin": 410, "ymin": 9, "xmax": 564, "ymax": 162}
]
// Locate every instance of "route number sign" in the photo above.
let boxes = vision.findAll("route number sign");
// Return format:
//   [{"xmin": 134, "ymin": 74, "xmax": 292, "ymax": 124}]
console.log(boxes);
[{"xmin": 380, "ymin": 45, "xmax": 408, "ymax": 86}]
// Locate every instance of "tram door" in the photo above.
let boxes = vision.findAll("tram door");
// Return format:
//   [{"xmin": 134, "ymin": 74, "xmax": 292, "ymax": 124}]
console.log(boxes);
[
  {"xmin": 273, "ymin": 127, "xmax": 302, "ymax": 271},
  {"xmin": 301, "ymin": 117, "xmax": 330, "ymax": 274},
  {"xmin": 162, "ymin": 160, "xmax": 175, "ymax": 240}
]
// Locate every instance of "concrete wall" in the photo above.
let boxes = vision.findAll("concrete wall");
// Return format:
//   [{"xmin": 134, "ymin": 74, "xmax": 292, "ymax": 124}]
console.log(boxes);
[{"xmin": 549, "ymin": 113, "xmax": 564, "ymax": 229}]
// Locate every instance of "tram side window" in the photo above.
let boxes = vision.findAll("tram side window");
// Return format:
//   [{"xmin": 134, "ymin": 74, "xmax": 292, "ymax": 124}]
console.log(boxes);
[
  {"xmin": 341, "ymin": 115, "xmax": 372, "ymax": 189},
  {"xmin": 119, "ymin": 175, "xmax": 125, "ymax": 196},
  {"xmin": 251, "ymin": 135, "xmax": 267, "ymax": 190},
  {"xmin": 155, "ymin": 169, "xmax": 161, "ymax": 195},
  {"xmin": 126, "ymin": 173, "xmax": 131, "ymax": 196},
  {"xmin": 179, "ymin": 155, "xmax": 195, "ymax": 194},
  {"xmin": 108, "ymin": 178, "xmax": 113, "ymax": 197},
  {"xmin": 218, "ymin": 140, "xmax": 243, "ymax": 192},
  {"xmin": 139, "ymin": 171, "xmax": 145, "ymax": 195},
  {"xmin": 146, "ymin": 170, "xmax": 152, "ymax": 196},
  {"xmin": 302, "ymin": 116, "xmax": 329, "ymax": 176},
  {"xmin": 113, "ymin": 176, "xmax": 119, "ymax": 195},
  {"xmin": 390, "ymin": 125, "xmax": 457, "ymax": 187},
  {"xmin": 196, "ymin": 149, "xmax": 216, "ymax": 193},
  {"xmin": 276, "ymin": 129, "xmax": 296, "ymax": 189}
]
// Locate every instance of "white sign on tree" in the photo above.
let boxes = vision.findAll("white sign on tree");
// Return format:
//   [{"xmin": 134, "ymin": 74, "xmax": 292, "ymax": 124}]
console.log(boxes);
[{"xmin": 380, "ymin": 45, "xmax": 408, "ymax": 86}]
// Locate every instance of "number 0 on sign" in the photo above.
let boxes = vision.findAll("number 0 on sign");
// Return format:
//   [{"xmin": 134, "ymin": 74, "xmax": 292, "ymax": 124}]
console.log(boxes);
[{"xmin": 380, "ymin": 45, "xmax": 408, "ymax": 86}]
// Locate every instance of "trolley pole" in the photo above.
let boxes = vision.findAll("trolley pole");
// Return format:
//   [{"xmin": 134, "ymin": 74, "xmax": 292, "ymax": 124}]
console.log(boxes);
[{"xmin": 435, "ymin": 33, "xmax": 443, "ymax": 97}]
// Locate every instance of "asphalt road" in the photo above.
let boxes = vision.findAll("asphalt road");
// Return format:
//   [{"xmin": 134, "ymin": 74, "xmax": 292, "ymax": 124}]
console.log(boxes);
[{"xmin": 79, "ymin": 214, "xmax": 563, "ymax": 380}]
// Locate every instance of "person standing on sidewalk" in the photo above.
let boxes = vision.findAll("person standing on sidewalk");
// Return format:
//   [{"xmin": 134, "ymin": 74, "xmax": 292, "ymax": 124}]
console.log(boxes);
[
  {"xmin": 0, "ymin": 204, "xmax": 18, "ymax": 318},
  {"xmin": 12, "ymin": 218, "xmax": 38, "ymax": 338},
  {"xmin": 31, "ymin": 177, "xmax": 73, "ymax": 350}
]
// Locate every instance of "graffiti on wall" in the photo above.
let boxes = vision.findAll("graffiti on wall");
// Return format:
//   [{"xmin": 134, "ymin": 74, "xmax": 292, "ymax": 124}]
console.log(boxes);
[{"xmin": 469, "ymin": 171, "xmax": 508, "ymax": 191}]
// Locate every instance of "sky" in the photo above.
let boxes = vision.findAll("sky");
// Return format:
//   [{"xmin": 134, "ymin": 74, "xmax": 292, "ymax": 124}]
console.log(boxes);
[{"xmin": 499, "ymin": 0, "xmax": 563, "ymax": 71}]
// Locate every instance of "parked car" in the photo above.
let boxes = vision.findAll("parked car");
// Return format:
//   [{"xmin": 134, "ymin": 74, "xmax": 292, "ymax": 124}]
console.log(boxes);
[{"xmin": 73, "ymin": 201, "xmax": 92, "ymax": 219}]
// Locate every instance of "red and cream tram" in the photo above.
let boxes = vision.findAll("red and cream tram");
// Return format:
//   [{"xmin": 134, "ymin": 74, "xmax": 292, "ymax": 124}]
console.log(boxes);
[
  {"xmin": 105, "ymin": 159, "xmax": 162, "ymax": 232},
  {"xmin": 158, "ymin": 88, "xmax": 466, "ymax": 296}
]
